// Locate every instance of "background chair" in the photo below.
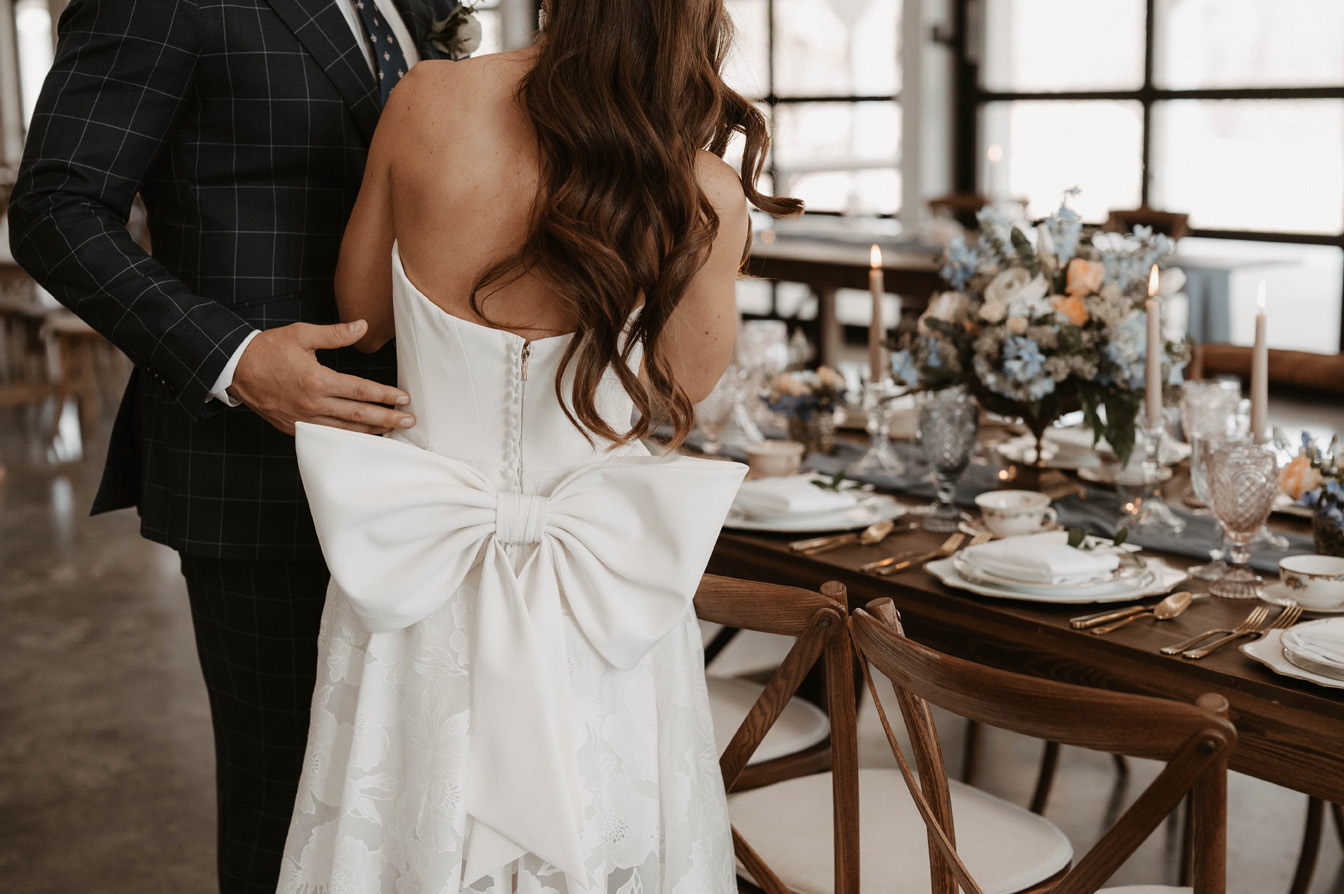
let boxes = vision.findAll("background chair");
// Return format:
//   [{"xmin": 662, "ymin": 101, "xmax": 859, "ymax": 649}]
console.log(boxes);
[
  {"xmin": 850, "ymin": 598, "xmax": 1236, "ymax": 894},
  {"xmin": 1103, "ymin": 206, "xmax": 1190, "ymax": 241}
]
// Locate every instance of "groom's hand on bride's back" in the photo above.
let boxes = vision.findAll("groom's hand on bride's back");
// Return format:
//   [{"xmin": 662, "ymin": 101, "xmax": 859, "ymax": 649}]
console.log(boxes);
[{"xmin": 227, "ymin": 320, "xmax": 415, "ymax": 436}]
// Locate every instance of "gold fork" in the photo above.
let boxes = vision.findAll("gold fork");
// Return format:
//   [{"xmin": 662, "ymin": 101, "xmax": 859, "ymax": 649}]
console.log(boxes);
[
  {"xmin": 1182, "ymin": 603, "xmax": 1304, "ymax": 659},
  {"xmin": 1161, "ymin": 604, "xmax": 1269, "ymax": 656},
  {"xmin": 875, "ymin": 531, "xmax": 989, "ymax": 576},
  {"xmin": 1182, "ymin": 602, "xmax": 1284, "ymax": 658},
  {"xmin": 861, "ymin": 532, "xmax": 965, "ymax": 575}
]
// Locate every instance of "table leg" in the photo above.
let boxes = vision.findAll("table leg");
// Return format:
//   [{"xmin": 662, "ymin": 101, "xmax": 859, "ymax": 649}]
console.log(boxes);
[{"xmin": 816, "ymin": 288, "xmax": 840, "ymax": 369}]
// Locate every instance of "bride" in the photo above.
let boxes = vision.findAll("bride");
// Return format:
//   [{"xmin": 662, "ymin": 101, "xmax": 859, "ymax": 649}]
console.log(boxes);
[{"xmin": 276, "ymin": 0, "xmax": 800, "ymax": 891}]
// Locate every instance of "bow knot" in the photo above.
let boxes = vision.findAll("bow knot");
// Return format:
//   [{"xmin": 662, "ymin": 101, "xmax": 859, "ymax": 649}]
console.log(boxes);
[{"xmin": 496, "ymin": 491, "xmax": 549, "ymax": 543}]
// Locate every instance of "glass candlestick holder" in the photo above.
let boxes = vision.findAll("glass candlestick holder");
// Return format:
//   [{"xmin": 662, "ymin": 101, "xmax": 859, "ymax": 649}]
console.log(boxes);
[
  {"xmin": 848, "ymin": 376, "xmax": 905, "ymax": 476},
  {"xmin": 1117, "ymin": 419, "xmax": 1186, "ymax": 537}
]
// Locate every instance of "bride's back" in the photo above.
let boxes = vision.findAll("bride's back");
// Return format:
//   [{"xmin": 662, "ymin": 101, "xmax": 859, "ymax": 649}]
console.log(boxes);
[{"xmin": 386, "ymin": 50, "xmax": 569, "ymax": 340}]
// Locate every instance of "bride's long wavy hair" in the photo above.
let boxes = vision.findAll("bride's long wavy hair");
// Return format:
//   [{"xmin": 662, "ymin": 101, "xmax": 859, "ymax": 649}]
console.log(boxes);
[{"xmin": 469, "ymin": 0, "xmax": 801, "ymax": 447}]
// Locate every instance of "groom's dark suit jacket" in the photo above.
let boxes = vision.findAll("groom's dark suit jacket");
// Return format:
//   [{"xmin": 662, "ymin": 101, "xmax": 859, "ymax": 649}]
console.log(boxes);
[{"xmin": 10, "ymin": 0, "xmax": 443, "ymax": 561}]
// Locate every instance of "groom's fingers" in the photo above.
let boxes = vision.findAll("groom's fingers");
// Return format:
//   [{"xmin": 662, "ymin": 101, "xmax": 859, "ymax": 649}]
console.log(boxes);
[
  {"xmin": 312, "ymin": 394, "xmax": 415, "ymax": 432},
  {"xmin": 325, "ymin": 369, "xmax": 411, "ymax": 408}
]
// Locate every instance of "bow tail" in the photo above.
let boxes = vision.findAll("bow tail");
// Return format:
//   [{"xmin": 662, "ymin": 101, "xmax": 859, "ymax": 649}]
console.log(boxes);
[{"xmin": 462, "ymin": 542, "xmax": 588, "ymax": 886}]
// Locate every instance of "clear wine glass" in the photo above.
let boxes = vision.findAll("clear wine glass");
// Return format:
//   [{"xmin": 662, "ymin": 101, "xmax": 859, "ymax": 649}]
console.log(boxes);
[
  {"xmin": 1180, "ymin": 383, "xmax": 1242, "ymax": 579},
  {"xmin": 917, "ymin": 394, "xmax": 979, "ymax": 532},
  {"xmin": 737, "ymin": 320, "xmax": 789, "ymax": 428},
  {"xmin": 693, "ymin": 369, "xmax": 737, "ymax": 455},
  {"xmin": 1206, "ymin": 441, "xmax": 1280, "ymax": 599}
]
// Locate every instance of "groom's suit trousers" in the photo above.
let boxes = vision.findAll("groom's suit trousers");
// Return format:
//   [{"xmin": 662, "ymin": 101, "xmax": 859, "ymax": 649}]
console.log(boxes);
[{"xmin": 180, "ymin": 556, "xmax": 330, "ymax": 894}]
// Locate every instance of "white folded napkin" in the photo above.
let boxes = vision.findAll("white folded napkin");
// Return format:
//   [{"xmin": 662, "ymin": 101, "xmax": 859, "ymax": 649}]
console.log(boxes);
[
  {"xmin": 1282, "ymin": 619, "xmax": 1344, "ymax": 668},
  {"xmin": 732, "ymin": 474, "xmax": 859, "ymax": 517},
  {"xmin": 962, "ymin": 530, "xmax": 1121, "ymax": 586}
]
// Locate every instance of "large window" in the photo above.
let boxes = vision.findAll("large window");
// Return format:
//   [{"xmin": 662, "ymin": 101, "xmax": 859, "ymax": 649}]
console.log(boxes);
[
  {"xmin": 967, "ymin": 0, "xmax": 1344, "ymax": 352},
  {"xmin": 724, "ymin": 0, "xmax": 902, "ymax": 217}
]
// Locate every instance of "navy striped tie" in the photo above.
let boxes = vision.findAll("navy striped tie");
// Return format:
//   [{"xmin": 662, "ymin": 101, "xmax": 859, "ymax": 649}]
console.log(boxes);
[{"xmin": 354, "ymin": 0, "xmax": 409, "ymax": 105}]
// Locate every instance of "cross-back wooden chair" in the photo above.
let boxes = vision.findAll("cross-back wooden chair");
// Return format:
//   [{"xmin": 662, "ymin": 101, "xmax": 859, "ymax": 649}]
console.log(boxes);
[
  {"xmin": 850, "ymin": 598, "xmax": 1236, "ymax": 894},
  {"xmin": 693, "ymin": 574, "xmax": 860, "ymax": 894}
]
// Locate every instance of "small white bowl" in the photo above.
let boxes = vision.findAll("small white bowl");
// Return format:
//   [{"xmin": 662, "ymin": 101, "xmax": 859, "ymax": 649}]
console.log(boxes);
[
  {"xmin": 745, "ymin": 440, "xmax": 805, "ymax": 478},
  {"xmin": 1278, "ymin": 555, "xmax": 1344, "ymax": 610},
  {"xmin": 974, "ymin": 490, "xmax": 1057, "ymax": 538}
]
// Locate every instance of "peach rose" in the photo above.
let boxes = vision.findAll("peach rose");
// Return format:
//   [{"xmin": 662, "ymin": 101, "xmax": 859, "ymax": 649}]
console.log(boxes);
[
  {"xmin": 1279, "ymin": 453, "xmax": 1324, "ymax": 501},
  {"xmin": 1065, "ymin": 258, "xmax": 1105, "ymax": 297},
  {"xmin": 1051, "ymin": 293, "xmax": 1090, "ymax": 327}
]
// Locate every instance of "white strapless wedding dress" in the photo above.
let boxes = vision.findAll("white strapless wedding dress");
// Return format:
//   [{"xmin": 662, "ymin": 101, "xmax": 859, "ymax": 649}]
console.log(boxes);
[{"xmin": 277, "ymin": 245, "xmax": 745, "ymax": 894}]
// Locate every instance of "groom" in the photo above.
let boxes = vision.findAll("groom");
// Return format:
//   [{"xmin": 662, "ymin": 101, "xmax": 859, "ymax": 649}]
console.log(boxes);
[{"xmin": 8, "ymin": 0, "xmax": 465, "ymax": 890}]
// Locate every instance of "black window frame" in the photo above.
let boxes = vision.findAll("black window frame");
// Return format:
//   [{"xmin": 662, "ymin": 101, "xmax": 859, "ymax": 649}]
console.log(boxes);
[{"xmin": 950, "ymin": 0, "xmax": 1344, "ymax": 349}]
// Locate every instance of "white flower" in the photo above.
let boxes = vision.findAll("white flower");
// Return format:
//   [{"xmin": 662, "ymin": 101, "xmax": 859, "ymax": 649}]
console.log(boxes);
[
  {"xmin": 429, "ymin": 4, "xmax": 483, "ymax": 61},
  {"xmin": 1158, "ymin": 266, "xmax": 1187, "ymax": 297},
  {"xmin": 984, "ymin": 268, "xmax": 1047, "ymax": 308},
  {"xmin": 979, "ymin": 299, "xmax": 1007, "ymax": 324}
]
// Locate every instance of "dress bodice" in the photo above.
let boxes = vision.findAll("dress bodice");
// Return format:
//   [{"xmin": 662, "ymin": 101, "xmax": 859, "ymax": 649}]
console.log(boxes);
[{"xmin": 388, "ymin": 244, "xmax": 643, "ymax": 491}]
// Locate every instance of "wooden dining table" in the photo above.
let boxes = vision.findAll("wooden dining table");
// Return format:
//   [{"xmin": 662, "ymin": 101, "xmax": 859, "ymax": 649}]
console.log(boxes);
[{"xmin": 706, "ymin": 504, "xmax": 1344, "ymax": 807}]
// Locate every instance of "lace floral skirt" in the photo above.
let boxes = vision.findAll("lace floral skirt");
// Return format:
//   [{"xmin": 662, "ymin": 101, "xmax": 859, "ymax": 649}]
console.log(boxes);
[{"xmin": 277, "ymin": 560, "xmax": 736, "ymax": 894}]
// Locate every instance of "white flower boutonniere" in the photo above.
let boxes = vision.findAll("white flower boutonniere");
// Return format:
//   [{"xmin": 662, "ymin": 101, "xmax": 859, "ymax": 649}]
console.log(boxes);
[{"xmin": 428, "ymin": 2, "xmax": 482, "ymax": 61}]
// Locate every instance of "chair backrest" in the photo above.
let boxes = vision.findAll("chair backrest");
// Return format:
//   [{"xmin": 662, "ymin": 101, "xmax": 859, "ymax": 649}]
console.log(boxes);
[
  {"xmin": 849, "ymin": 598, "xmax": 1236, "ymax": 894},
  {"xmin": 694, "ymin": 574, "xmax": 860, "ymax": 894},
  {"xmin": 1103, "ymin": 205, "xmax": 1190, "ymax": 240}
]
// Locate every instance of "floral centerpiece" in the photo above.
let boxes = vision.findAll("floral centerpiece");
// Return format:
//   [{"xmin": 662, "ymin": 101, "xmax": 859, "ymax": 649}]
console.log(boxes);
[
  {"xmin": 1278, "ymin": 431, "xmax": 1344, "ymax": 556},
  {"xmin": 762, "ymin": 366, "xmax": 847, "ymax": 454},
  {"xmin": 891, "ymin": 191, "xmax": 1190, "ymax": 465}
]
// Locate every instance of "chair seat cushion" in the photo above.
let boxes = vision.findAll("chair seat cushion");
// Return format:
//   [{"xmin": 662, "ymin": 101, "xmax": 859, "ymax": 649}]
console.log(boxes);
[
  {"xmin": 728, "ymin": 768, "xmax": 1073, "ymax": 894},
  {"xmin": 708, "ymin": 674, "xmax": 830, "ymax": 765},
  {"xmin": 1099, "ymin": 887, "xmax": 1191, "ymax": 893}
]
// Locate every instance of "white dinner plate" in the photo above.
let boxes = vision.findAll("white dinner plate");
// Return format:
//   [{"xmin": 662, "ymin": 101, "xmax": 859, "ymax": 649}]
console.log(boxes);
[
  {"xmin": 926, "ymin": 555, "xmax": 1187, "ymax": 604},
  {"xmin": 1258, "ymin": 581, "xmax": 1344, "ymax": 616},
  {"xmin": 951, "ymin": 549, "xmax": 1150, "ymax": 597},
  {"xmin": 1271, "ymin": 492, "xmax": 1314, "ymax": 519},
  {"xmin": 1242, "ymin": 629, "xmax": 1344, "ymax": 690},
  {"xmin": 723, "ymin": 495, "xmax": 907, "ymax": 533}
]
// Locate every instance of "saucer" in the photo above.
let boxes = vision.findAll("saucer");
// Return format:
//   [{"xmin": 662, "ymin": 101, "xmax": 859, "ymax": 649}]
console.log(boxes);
[{"xmin": 1258, "ymin": 581, "xmax": 1344, "ymax": 616}]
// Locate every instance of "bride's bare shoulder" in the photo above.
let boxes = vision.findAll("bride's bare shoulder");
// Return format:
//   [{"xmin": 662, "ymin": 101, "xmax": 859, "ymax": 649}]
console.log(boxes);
[{"xmin": 386, "ymin": 50, "xmax": 535, "ymax": 119}]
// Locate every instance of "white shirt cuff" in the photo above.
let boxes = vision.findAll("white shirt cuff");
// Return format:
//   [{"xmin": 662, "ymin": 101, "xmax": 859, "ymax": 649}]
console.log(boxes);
[{"xmin": 210, "ymin": 330, "xmax": 261, "ymax": 406}]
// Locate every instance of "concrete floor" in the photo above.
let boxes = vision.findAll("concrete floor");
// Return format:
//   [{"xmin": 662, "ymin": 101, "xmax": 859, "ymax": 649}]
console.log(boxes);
[{"xmin": 2, "ymin": 399, "xmax": 1343, "ymax": 893}]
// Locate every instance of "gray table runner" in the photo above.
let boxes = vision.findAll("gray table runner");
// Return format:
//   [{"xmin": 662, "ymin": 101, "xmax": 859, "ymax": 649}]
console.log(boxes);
[{"xmin": 698, "ymin": 432, "xmax": 1313, "ymax": 574}]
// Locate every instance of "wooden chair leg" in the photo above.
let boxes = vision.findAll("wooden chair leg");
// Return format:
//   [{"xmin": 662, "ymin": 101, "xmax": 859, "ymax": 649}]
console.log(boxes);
[
  {"xmin": 1290, "ymin": 796, "xmax": 1326, "ymax": 894},
  {"xmin": 960, "ymin": 719, "xmax": 982, "ymax": 786},
  {"xmin": 1331, "ymin": 801, "xmax": 1344, "ymax": 850},
  {"xmin": 1179, "ymin": 791, "xmax": 1193, "ymax": 888},
  {"xmin": 1028, "ymin": 741, "xmax": 1061, "ymax": 815}
]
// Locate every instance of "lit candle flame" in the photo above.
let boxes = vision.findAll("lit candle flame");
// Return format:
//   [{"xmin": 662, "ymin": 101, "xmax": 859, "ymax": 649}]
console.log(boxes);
[
  {"xmin": 1148, "ymin": 265, "xmax": 1160, "ymax": 298},
  {"xmin": 870, "ymin": 244, "xmax": 882, "ymax": 269},
  {"xmin": 1257, "ymin": 280, "xmax": 1267, "ymax": 312},
  {"xmin": 987, "ymin": 144, "xmax": 1003, "ymax": 163}
]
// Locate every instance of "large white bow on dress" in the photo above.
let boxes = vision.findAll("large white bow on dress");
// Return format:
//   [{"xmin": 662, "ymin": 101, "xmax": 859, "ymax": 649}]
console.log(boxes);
[{"xmin": 293, "ymin": 422, "xmax": 746, "ymax": 887}]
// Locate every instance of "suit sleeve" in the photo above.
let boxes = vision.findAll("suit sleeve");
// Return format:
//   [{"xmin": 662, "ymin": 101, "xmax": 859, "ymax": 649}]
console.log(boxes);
[{"xmin": 8, "ymin": 0, "xmax": 253, "ymax": 418}]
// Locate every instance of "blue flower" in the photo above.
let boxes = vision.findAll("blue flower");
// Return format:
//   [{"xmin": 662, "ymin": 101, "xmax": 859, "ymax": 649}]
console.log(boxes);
[
  {"xmin": 890, "ymin": 348, "xmax": 920, "ymax": 389},
  {"xmin": 1002, "ymin": 336, "xmax": 1046, "ymax": 382},
  {"xmin": 1167, "ymin": 360, "xmax": 1186, "ymax": 386},
  {"xmin": 940, "ymin": 238, "xmax": 979, "ymax": 290}
]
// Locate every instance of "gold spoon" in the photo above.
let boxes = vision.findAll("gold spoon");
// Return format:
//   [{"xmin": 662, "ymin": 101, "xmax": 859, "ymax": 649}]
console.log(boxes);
[
  {"xmin": 1090, "ymin": 590, "xmax": 1194, "ymax": 635},
  {"xmin": 790, "ymin": 518, "xmax": 899, "ymax": 555}
]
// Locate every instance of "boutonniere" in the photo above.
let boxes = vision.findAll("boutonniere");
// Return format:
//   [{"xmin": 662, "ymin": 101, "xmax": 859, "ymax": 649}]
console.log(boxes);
[{"xmin": 428, "ymin": 2, "xmax": 482, "ymax": 61}]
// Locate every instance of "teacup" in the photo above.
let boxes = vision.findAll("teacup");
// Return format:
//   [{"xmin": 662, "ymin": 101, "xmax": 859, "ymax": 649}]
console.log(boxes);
[
  {"xmin": 974, "ymin": 490, "xmax": 1057, "ymax": 538},
  {"xmin": 745, "ymin": 440, "xmax": 805, "ymax": 478},
  {"xmin": 1278, "ymin": 555, "xmax": 1344, "ymax": 609}
]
